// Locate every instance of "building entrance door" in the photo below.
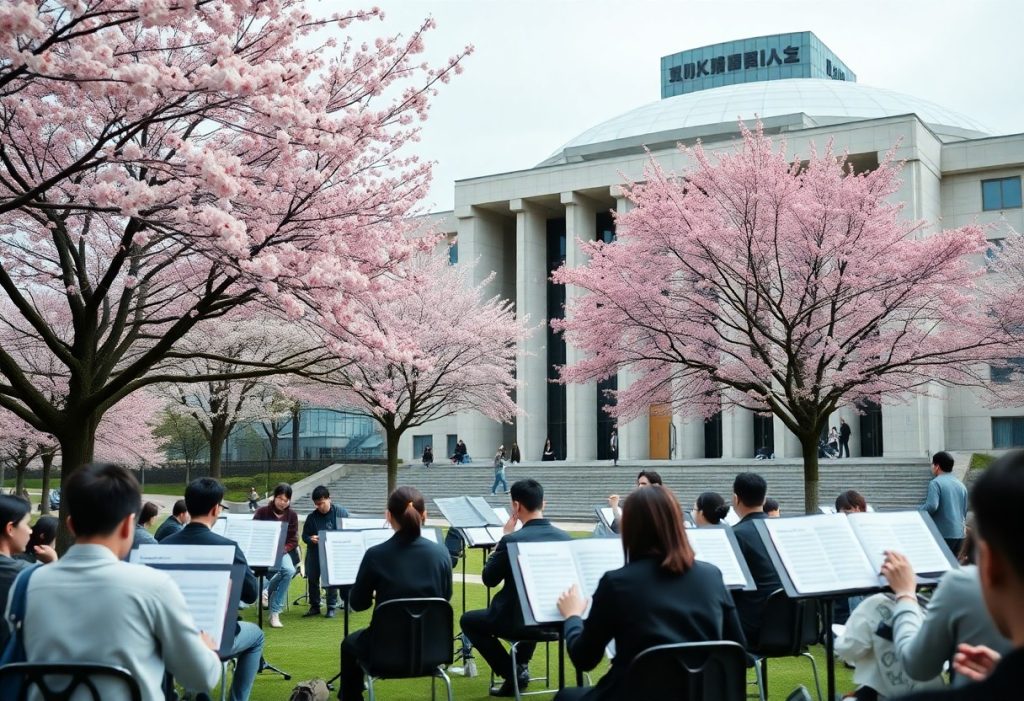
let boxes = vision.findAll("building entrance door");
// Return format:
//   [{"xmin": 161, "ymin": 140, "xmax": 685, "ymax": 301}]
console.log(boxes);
[{"xmin": 649, "ymin": 405, "xmax": 671, "ymax": 460}]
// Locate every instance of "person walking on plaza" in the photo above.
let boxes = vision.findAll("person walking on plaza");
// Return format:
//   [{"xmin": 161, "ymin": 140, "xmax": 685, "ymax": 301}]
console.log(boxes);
[
  {"xmin": 839, "ymin": 417, "xmax": 852, "ymax": 458},
  {"xmin": 920, "ymin": 451, "xmax": 968, "ymax": 554},
  {"xmin": 491, "ymin": 446, "xmax": 509, "ymax": 495},
  {"xmin": 610, "ymin": 429, "xmax": 618, "ymax": 466},
  {"xmin": 247, "ymin": 486, "xmax": 260, "ymax": 512},
  {"xmin": 422, "ymin": 444, "xmax": 434, "ymax": 468}
]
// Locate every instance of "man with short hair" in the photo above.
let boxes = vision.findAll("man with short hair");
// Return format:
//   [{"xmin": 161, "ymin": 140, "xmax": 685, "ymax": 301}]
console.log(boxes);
[
  {"xmin": 154, "ymin": 498, "xmax": 190, "ymax": 542},
  {"xmin": 920, "ymin": 451, "xmax": 968, "ymax": 554},
  {"xmin": 460, "ymin": 479, "xmax": 572, "ymax": 697},
  {"xmin": 730, "ymin": 471, "xmax": 782, "ymax": 647},
  {"xmin": 897, "ymin": 450, "xmax": 1024, "ymax": 699},
  {"xmin": 301, "ymin": 485, "xmax": 350, "ymax": 618},
  {"xmin": 162, "ymin": 478, "xmax": 264, "ymax": 701},
  {"xmin": 11, "ymin": 464, "xmax": 221, "ymax": 700},
  {"xmin": 839, "ymin": 417, "xmax": 852, "ymax": 458}
]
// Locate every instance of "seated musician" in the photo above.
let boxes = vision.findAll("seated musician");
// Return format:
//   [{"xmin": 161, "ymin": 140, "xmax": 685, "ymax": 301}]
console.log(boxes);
[
  {"xmin": 729, "ymin": 472, "xmax": 782, "ymax": 647},
  {"xmin": 338, "ymin": 486, "xmax": 452, "ymax": 701},
  {"xmin": 553, "ymin": 485, "xmax": 746, "ymax": 700}
]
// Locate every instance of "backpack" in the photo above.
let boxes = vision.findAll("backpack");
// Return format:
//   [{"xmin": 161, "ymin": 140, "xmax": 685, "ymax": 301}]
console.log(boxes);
[
  {"xmin": 288, "ymin": 678, "xmax": 329, "ymax": 701},
  {"xmin": 444, "ymin": 527, "xmax": 465, "ymax": 567}
]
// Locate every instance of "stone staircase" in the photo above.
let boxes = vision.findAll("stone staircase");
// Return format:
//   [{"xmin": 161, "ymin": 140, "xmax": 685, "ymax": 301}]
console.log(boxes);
[{"xmin": 291, "ymin": 457, "xmax": 934, "ymax": 521}]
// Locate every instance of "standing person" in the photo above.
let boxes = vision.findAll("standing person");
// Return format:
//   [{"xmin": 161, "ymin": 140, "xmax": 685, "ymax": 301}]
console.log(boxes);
[
  {"xmin": 460, "ymin": 479, "xmax": 572, "ymax": 696},
  {"xmin": 920, "ymin": 451, "xmax": 968, "ymax": 554},
  {"xmin": 162, "ymin": 477, "xmax": 265, "ymax": 701},
  {"xmin": 609, "ymin": 429, "xmax": 618, "ymax": 467},
  {"xmin": 491, "ymin": 446, "xmax": 509, "ymax": 495},
  {"xmin": 253, "ymin": 482, "xmax": 299, "ymax": 628},
  {"xmin": 541, "ymin": 438, "xmax": 556, "ymax": 461},
  {"xmin": 301, "ymin": 485, "xmax": 350, "ymax": 618},
  {"xmin": 730, "ymin": 472, "xmax": 782, "ymax": 647},
  {"xmin": 553, "ymin": 486, "xmax": 745, "ymax": 700},
  {"xmin": 422, "ymin": 444, "xmax": 434, "ymax": 468},
  {"xmin": 692, "ymin": 491, "xmax": 730, "ymax": 526},
  {"xmin": 12, "ymin": 464, "xmax": 222, "ymax": 700},
  {"xmin": 338, "ymin": 486, "xmax": 452, "ymax": 701},
  {"xmin": 247, "ymin": 487, "xmax": 260, "ymax": 512},
  {"xmin": 839, "ymin": 417, "xmax": 852, "ymax": 458},
  {"xmin": 828, "ymin": 426, "xmax": 840, "ymax": 455},
  {"xmin": 0, "ymin": 495, "xmax": 57, "ymax": 650},
  {"xmin": 154, "ymin": 499, "xmax": 190, "ymax": 542},
  {"xmin": 510, "ymin": 443, "xmax": 521, "ymax": 464}
]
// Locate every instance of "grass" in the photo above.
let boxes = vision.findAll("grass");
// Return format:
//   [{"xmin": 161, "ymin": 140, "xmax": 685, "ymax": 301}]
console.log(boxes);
[
  {"xmin": 14, "ymin": 471, "xmax": 312, "ymax": 503},
  {"xmin": 968, "ymin": 453, "xmax": 996, "ymax": 471},
  {"xmin": 227, "ymin": 572, "xmax": 853, "ymax": 701}
]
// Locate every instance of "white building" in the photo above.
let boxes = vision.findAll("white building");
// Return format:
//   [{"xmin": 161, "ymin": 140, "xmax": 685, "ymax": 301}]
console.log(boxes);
[{"xmin": 401, "ymin": 32, "xmax": 1024, "ymax": 464}]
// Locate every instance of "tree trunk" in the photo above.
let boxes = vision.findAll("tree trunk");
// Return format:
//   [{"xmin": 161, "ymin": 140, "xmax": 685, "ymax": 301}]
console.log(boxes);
[
  {"xmin": 386, "ymin": 428, "xmax": 400, "ymax": 496},
  {"xmin": 269, "ymin": 432, "xmax": 279, "ymax": 461},
  {"xmin": 291, "ymin": 405, "xmax": 301, "ymax": 466},
  {"xmin": 40, "ymin": 451, "xmax": 55, "ymax": 515},
  {"xmin": 56, "ymin": 415, "xmax": 100, "ymax": 553},
  {"xmin": 799, "ymin": 431, "xmax": 821, "ymax": 514},
  {"xmin": 208, "ymin": 420, "xmax": 228, "ymax": 479}
]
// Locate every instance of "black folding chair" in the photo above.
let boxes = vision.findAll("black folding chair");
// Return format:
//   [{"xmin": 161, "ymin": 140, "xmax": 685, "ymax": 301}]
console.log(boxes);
[
  {"xmin": 358, "ymin": 597, "xmax": 454, "ymax": 701},
  {"xmin": 625, "ymin": 641, "xmax": 749, "ymax": 701},
  {"xmin": 0, "ymin": 662, "xmax": 143, "ymax": 701},
  {"xmin": 751, "ymin": 589, "xmax": 823, "ymax": 701}
]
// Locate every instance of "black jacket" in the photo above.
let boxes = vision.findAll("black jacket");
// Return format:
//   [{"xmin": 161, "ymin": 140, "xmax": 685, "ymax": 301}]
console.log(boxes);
[
  {"xmin": 153, "ymin": 516, "xmax": 184, "ymax": 542},
  {"xmin": 730, "ymin": 512, "xmax": 782, "ymax": 647},
  {"xmin": 301, "ymin": 504, "xmax": 350, "ymax": 560},
  {"xmin": 161, "ymin": 522, "xmax": 259, "ymax": 605},
  {"xmin": 481, "ymin": 518, "xmax": 572, "ymax": 630},
  {"xmin": 897, "ymin": 647, "xmax": 1024, "ymax": 701},
  {"xmin": 564, "ymin": 557, "xmax": 746, "ymax": 701},
  {"xmin": 349, "ymin": 531, "xmax": 452, "ymax": 612}
]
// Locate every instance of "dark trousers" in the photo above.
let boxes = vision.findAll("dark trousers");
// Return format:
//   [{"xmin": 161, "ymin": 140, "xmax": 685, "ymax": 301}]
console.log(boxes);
[
  {"xmin": 460, "ymin": 609, "xmax": 536, "ymax": 680},
  {"xmin": 304, "ymin": 555, "xmax": 338, "ymax": 609},
  {"xmin": 839, "ymin": 437, "xmax": 850, "ymax": 457},
  {"xmin": 340, "ymin": 628, "xmax": 367, "ymax": 701}
]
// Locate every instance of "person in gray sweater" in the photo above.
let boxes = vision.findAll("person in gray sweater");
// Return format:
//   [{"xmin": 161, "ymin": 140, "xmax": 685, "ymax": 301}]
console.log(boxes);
[
  {"xmin": 920, "ymin": 451, "xmax": 968, "ymax": 554},
  {"xmin": 881, "ymin": 558, "xmax": 1012, "ymax": 686}
]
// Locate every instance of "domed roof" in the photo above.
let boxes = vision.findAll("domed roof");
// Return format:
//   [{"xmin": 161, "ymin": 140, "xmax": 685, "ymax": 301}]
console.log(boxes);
[{"xmin": 541, "ymin": 79, "xmax": 990, "ymax": 165}]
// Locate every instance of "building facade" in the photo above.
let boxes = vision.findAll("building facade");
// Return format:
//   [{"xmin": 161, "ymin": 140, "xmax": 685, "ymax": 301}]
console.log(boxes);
[{"xmin": 402, "ymin": 33, "xmax": 1024, "ymax": 463}]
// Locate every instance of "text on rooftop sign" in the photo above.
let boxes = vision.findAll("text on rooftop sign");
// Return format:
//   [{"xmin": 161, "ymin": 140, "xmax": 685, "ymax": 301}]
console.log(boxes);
[{"xmin": 669, "ymin": 46, "xmax": 799, "ymax": 83}]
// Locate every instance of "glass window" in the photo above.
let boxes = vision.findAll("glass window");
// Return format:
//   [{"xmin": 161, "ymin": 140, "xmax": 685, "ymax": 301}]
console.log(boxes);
[
  {"xmin": 991, "ymin": 358, "xmax": 1024, "ymax": 384},
  {"xmin": 982, "ymin": 176, "xmax": 1022, "ymax": 211},
  {"xmin": 993, "ymin": 417, "xmax": 1024, "ymax": 448},
  {"xmin": 448, "ymin": 241, "xmax": 458, "ymax": 265}
]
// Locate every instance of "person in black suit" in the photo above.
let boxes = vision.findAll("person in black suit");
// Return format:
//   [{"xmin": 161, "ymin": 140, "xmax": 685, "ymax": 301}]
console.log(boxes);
[
  {"xmin": 339, "ymin": 486, "xmax": 452, "ymax": 701},
  {"xmin": 553, "ymin": 485, "xmax": 746, "ymax": 700},
  {"xmin": 161, "ymin": 478, "xmax": 264, "ymax": 701},
  {"xmin": 896, "ymin": 450, "xmax": 1024, "ymax": 701},
  {"xmin": 729, "ymin": 472, "xmax": 782, "ymax": 648},
  {"xmin": 460, "ymin": 479, "xmax": 572, "ymax": 697},
  {"xmin": 154, "ymin": 499, "xmax": 190, "ymax": 542}
]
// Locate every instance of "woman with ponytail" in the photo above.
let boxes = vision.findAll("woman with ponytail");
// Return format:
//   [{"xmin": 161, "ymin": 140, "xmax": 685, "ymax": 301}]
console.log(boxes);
[
  {"xmin": 340, "ymin": 486, "xmax": 453, "ymax": 701},
  {"xmin": 692, "ymin": 491, "xmax": 732, "ymax": 526}
]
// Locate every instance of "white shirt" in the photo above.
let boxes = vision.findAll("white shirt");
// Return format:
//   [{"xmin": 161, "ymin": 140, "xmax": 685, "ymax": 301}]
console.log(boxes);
[{"xmin": 13, "ymin": 543, "xmax": 221, "ymax": 701}]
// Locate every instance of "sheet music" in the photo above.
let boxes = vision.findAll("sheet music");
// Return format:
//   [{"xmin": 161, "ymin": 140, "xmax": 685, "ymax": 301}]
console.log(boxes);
[
  {"xmin": 132, "ymin": 544, "xmax": 235, "ymax": 565},
  {"xmin": 517, "ymin": 542, "xmax": 581, "ymax": 624},
  {"xmin": 168, "ymin": 569, "xmax": 232, "ymax": 649},
  {"xmin": 492, "ymin": 507, "xmax": 521, "ymax": 531},
  {"xmin": 723, "ymin": 508, "xmax": 741, "ymax": 526},
  {"xmin": 599, "ymin": 507, "xmax": 616, "ymax": 528},
  {"xmin": 819, "ymin": 506, "xmax": 837, "ymax": 515},
  {"xmin": 434, "ymin": 497, "xmax": 489, "ymax": 527},
  {"xmin": 322, "ymin": 531, "xmax": 366, "ymax": 585},
  {"xmin": 847, "ymin": 511, "xmax": 953, "ymax": 575},
  {"xmin": 341, "ymin": 517, "xmax": 389, "ymax": 530},
  {"xmin": 687, "ymin": 528, "xmax": 748, "ymax": 588},
  {"xmin": 464, "ymin": 527, "xmax": 496, "ymax": 546},
  {"xmin": 766, "ymin": 514, "xmax": 878, "ymax": 594},
  {"xmin": 571, "ymin": 539, "xmax": 624, "ymax": 596},
  {"xmin": 221, "ymin": 520, "xmax": 283, "ymax": 568},
  {"xmin": 467, "ymin": 497, "xmax": 503, "ymax": 525},
  {"xmin": 361, "ymin": 529, "xmax": 394, "ymax": 550}
]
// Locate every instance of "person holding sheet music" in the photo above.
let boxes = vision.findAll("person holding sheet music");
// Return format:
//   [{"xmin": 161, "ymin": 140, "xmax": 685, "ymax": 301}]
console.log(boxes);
[
  {"xmin": 162, "ymin": 477, "xmax": 265, "ymax": 701},
  {"xmin": 301, "ymin": 485, "xmax": 350, "ymax": 618},
  {"xmin": 895, "ymin": 450, "xmax": 1024, "ymax": 700},
  {"xmin": 339, "ymin": 486, "xmax": 452, "ymax": 701},
  {"xmin": 607, "ymin": 469, "xmax": 662, "ymax": 534},
  {"xmin": 729, "ymin": 472, "xmax": 782, "ymax": 647},
  {"xmin": 919, "ymin": 451, "xmax": 968, "ymax": 555},
  {"xmin": 553, "ymin": 485, "xmax": 746, "ymax": 701},
  {"xmin": 0, "ymin": 494, "xmax": 57, "ymax": 650},
  {"xmin": 253, "ymin": 482, "xmax": 299, "ymax": 628},
  {"xmin": 460, "ymin": 478, "xmax": 572, "ymax": 697},
  {"xmin": 692, "ymin": 491, "xmax": 730, "ymax": 526},
  {"xmin": 10, "ymin": 464, "xmax": 223, "ymax": 701}
]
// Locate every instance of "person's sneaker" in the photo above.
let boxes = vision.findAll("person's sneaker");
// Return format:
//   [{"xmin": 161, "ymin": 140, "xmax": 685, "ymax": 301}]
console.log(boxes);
[
  {"xmin": 516, "ymin": 663, "xmax": 530, "ymax": 689},
  {"xmin": 261, "ymin": 591, "xmax": 269, "ymax": 609},
  {"xmin": 269, "ymin": 613, "xmax": 283, "ymax": 628},
  {"xmin": 324, "ymin": 608, "xmax": 337, "ymax": 618},
  {"xmin": 302, "ymin": 608, "xmax": 322, "ymax": 618}
]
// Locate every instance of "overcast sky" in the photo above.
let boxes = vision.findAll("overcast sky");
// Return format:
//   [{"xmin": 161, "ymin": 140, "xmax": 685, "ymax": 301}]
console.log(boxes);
[{"xmin": 354, "ymin": 0, "xmax": 1023, "ymax": 212}]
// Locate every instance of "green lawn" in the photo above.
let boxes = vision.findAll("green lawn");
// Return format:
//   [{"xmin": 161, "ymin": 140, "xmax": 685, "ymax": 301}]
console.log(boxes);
[
  {"xmin": 232, "ymin": 575, "xmax": 853, "ymax": 701},
  {"xmin": 15, "ymin": 471, "xmax": 311, "ymax": 503}
]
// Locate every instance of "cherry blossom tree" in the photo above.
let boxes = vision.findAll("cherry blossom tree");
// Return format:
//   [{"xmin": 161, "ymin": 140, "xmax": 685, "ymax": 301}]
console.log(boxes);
[
  {"xmin": 554, "ymin": 125, "xmax": 999, "ymax": 513},
  {"xmin": 322, "ymin": 252, "xmax": 526, "ymax": 493},
  {"xmin": 978, "ymin": 228, "xmax": 1024, "ymax": 403},
  {"xmin": 0, "ymin": 1, "xmax": 470, "ymax": 487}
]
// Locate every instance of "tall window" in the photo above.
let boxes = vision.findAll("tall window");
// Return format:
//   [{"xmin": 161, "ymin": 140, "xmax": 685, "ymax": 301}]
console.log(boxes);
[
  {"xmin": 546, "ymin": 218, "xmax": 567, "ymax": 460},
  {"xmin": 595, "ymin": 211, "xmax": 618, "ymax": 459},
  {"xmin": 982, "ymin": 176, "xmax": 1022, "ymax": 211},
  {"xmin": 448, "ymin": 240, "xmax": 459, "ymax": 265}
]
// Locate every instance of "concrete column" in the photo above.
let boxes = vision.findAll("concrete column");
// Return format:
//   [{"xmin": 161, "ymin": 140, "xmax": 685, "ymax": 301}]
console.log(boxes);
[
  {"xmin": 773, "ymin": 415, "xmax": 803, "ymax": 458},
  {"xmin": 453, "ymin": 207, "xmax": 510, "ymax": 459},
  {"xmin": 562, "ymin": 192, "xmax": 598, "ymax": 461},
  {"xmin": 722, "ymin": 405, "xmax": 754, "ymax": 458},
  {"xmin": 511, "ymin": 199, "xmax": 548, "ymax": 461},
  {"xmin": 675, "ymin": 415, "xmax": 705, "ymax": 459}
]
